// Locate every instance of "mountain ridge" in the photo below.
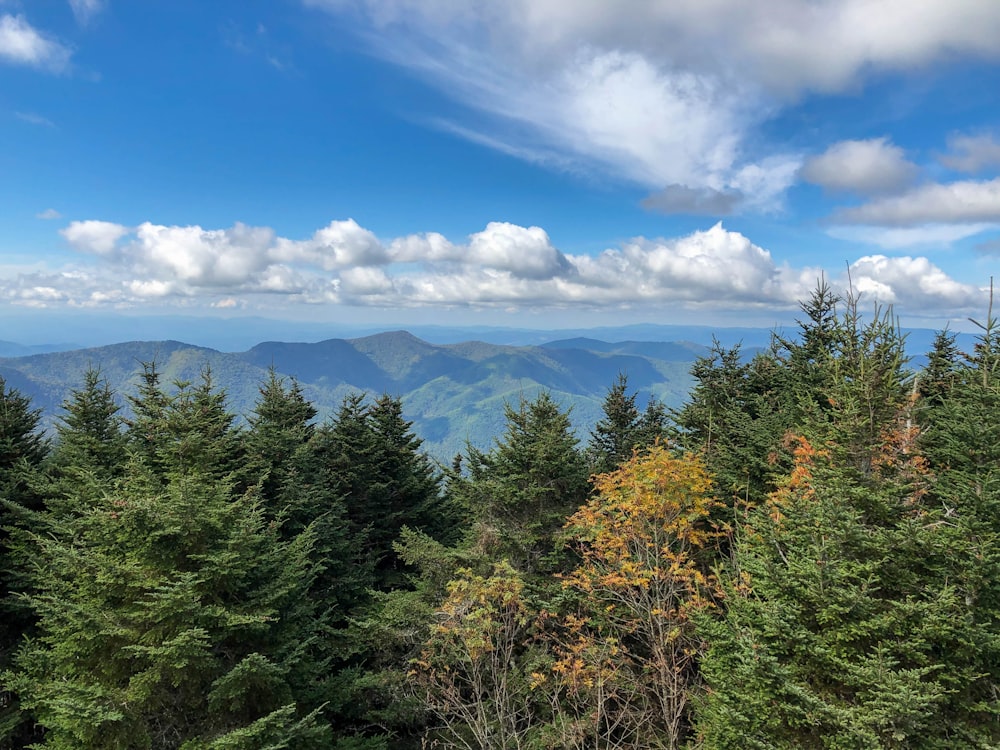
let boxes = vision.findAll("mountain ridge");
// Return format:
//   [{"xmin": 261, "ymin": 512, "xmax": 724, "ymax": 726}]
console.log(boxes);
[{"xmin": 0, "ymin": 332, "xmax": 704, "ymax": 460}]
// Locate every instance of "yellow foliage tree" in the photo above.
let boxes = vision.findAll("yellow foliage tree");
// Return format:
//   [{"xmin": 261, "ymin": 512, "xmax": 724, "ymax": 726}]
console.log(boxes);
[{"xmin": 551, "ymin": 446, "xmax": 723, "ymax": 749}]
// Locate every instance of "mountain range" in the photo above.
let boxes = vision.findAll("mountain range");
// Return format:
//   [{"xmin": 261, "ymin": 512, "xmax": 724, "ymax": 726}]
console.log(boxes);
[{"xmin": 0, "ymin": 331, "xmax": 708, "ymax": 461}]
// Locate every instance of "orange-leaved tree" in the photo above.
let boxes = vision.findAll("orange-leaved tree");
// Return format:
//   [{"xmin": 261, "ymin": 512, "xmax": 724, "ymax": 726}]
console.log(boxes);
[{"xmin": 550, "ymin": 445, "xmax": 723, "ymax": 749}]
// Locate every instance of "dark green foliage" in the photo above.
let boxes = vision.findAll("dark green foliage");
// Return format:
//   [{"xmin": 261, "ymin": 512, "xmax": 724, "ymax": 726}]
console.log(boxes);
[
  {"xmin": 8, "ymin": 371, "xmax": 329, "ymax": 748},
  {"xmin": 454, "ymin": 391, "xmax": 589, "ymax": 574},
  {"xmin": 50, "ymin": 367, "xmax": 126, "ymax": 483},
  {"xmin": 244, "ymin": 369, "xmax": 318, "ymax": 527},
  {"xmin": 589, "ymin": 372, "xmax": 642, "ymax": 473},
  {"xmin": 696, "ymin": 290, "xmax": 1000, "ymax": 749},
  {"xmin": 672, "ymin": 342, "xmax": 787, "ymax": 512},
  {"xmin": 0, "ymin": 378, "xmax": 47, "ymax": 476},
  {"xmin": 917, "ymin": 329, "xmax": 961, "ymax": 408},
  {"xmin": 312, "ymin": 393, "xmax": 446, "ymax": 593},
  {"xmin": 589, "ymin": 372, "xmax": 673, "ymax": 474},
  {"xmin": 773, "ymin": 277, "xmax": 842, "ymax": 424},
  {"xmin": 0, "ymin": 377, "xmax": 49, "ymax": 747},
  {"xmin": 10, "ymin": 466, "xmax": 328, "ymax": 749},
  {"xmin": 913, "ymin": 307, "xmax": 1000, "ymax": 741}
]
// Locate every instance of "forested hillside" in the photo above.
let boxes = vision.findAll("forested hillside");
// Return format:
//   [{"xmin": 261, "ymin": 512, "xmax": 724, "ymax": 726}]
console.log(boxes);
[
  {"xmin": 2, "ymin": 284, "xmax": 1000, "ymax": 748},
  {"xmin": 0, "ymin": 333, "xmax": 698, "ymax": 462}
]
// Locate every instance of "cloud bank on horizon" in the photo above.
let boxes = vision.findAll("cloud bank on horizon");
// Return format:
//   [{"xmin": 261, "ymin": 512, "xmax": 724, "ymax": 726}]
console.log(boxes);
[
  {"xmin": 3, "ymin": 218, "xmax": 981, "ymax": 321},
  {"xmin": 1, "ymin": 0, "xmax": 999, "ymax": 327}
]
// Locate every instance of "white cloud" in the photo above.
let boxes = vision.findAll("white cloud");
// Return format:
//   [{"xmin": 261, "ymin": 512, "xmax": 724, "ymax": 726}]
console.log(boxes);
[
  {"xmin": 846, "ymin": 255, "xmax": 983, "ymax": 309},
  {"xmin": 467, "ymin": 222, "xmax": 571, "ymax": 280},
  {"xmin": 36, "ymin": 208, "xmax": 62, "ymax": 220},
  {"xmin": 828, "ymin": 223, "xmax": 998, "ymax": 249},
  {"xmin": 61, "ymin": 220, "xmax": 129, "ymax": 254},
  {"xmin": 307, "ymin": 0, "xmax": 1000, "ymax": 94},
  {"xmin": 801, "ymin": 138, "xmax": 919, "ymax": 195},
  {"xmin": 68, "ymin": 0, "xmax": 105, "ymax": 25},
  {"xmin": 0, "ymin": 14, "xmax": 71, "ymax": 71},
  {"xmin": 277, "ymin": 219, "xmax": 387, "ymax": 269},
  {"xmin": 304, "ymin": 0, "xmax": 1000, "ymax": 211},
  {"xmin": 2, "ymin": 216, "xmax": 983, "ymax": 317},
  {"xmin": 939, "ymin": 133, "xmax": 1000, "ymax": 173},
  {"xmin": 834, "ymin": 179, "xmax": 1000, "ymax": 226}
]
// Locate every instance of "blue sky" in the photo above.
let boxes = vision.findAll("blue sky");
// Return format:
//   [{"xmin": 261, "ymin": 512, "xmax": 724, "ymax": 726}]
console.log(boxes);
[{"xmin": 2, "ymin": 0, "xmax": 1000, "ymax": 334}]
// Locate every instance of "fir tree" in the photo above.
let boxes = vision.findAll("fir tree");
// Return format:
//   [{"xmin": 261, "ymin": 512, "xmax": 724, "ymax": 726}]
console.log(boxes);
[{"xmin": 244, "ymin": 369, "xmax": 317, "ymax": 525}]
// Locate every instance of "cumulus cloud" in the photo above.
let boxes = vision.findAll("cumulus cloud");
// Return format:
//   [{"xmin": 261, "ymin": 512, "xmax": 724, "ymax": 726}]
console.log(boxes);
[
  {"xmin": 939, "ymin": 133, "xmax": 1000, "ymax": 173},
  {"xmin": 834, "ymin": 179, "xmax": 1000, "ymax": 226},
  {"xmin": 846, "ymin": 255, "xmax": 982, "ymax": 309},
  {"xmin": 0, "ymin": 14, "xmax": 71, "ymax": 71},
  {"xmin": 61, "ymin": 220, "xmax": 129, "ymax": 254},
  {"xmin": 1, "ymin": 215, "xmax": 983, "ymax": 318},
  {"xmin": 800, "ymin": 138, "xmax": 919, "ymax": 195},
  {"xmin": 467, "ymin": 222, "xmax": 571, "ymax": 279},
  {"xmin": 36, "ymin": 208, "xmax": 62, "ymax": 220}
]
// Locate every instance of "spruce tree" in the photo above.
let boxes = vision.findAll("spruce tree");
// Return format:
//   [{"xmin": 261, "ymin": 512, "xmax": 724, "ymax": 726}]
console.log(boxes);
[
  {"xmin": 589, "ymin": 372, "xmax": 641, "ymax": 474},
  {"xmin": 244, "ymin": 369, "xmax": 317, "ymax": 526},
  {"xmin": 50, "ymin": 367, "xmax": 126, "ymax": 484},
  {"xmin": 0, "ymin": 378, "xmax": 48, "ymax": 747},
  {"xmin": 8, "ymin": 371, "xmax": 330, "ymax": 747},
  {"xmin": 696, "ymin": 297, "xmax": 986, "ymax": 748},
  {"xmin": 454, "ymin": 391, "xmax": 588, "ymax": 575},
  {"xmin": 672, "ymin": 342, "xmax": 786, "ymax": 513}
]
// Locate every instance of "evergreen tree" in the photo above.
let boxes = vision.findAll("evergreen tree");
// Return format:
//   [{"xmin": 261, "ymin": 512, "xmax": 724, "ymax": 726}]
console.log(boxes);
[
  {"xmin": 312, "ymin": 393, "xmax": 446, "ymax": 593},
  {"xmin": 672, "ymin": 342, "xmax": 786, "ymax": 513},
  {"xmin": 696, "ymin": 298, "xmax": 986, "ymax": 748},
  {"xmin": 914, "ymin": 306, "xmax": 1000, "ymax": 742},
  {"xmin": 364, "ymin": 394, "xmax": 450, "ymax": 587},
  {"xmin": 244, "ymin": 369, "xmax": 317, "ymax": 525},
  {"xmin": 773, "ymin": 277, "xmax": 842, "ymax": 425},
  {"xmin": 589, "ymin": 372, "xmax": 641, "ymax": 474},
  {"xmin": 917, "ymin": 329, "xmax": 961, "ymax": 408},
  {"xmin": 125, "ymin": 361, "xmax": 170, "ymax": 476},
  {"xmin": 0, "ymin": 378, "xmax": 48, "ymax": 747},
  {"xmin": 50, "ymin": 367, "xmax": 126, "ymax": 484},
  {"xmin": 590, "ymin": 373, "xmax": 672, "ymax": 474},
  {"xmin": 454, "ymin": 392, "xmax": 588, "ymax": 575},
  {"xmin": 8, "ymin": 373, "xmax": 330, "ymax": 748}
]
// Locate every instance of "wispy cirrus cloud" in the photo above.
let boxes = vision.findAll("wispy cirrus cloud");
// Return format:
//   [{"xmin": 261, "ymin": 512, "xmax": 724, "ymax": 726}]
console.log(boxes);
[
  {"xmin": 68, "ymin": 0, "xmax": 106, "ymax": 26},
  {"xmin": 304, "ymin": 0, "xmax": 1000, "ymax": 217},
  {"xmin": 0, "ymin": 14, "xmax": 71, "ymax": 71}
]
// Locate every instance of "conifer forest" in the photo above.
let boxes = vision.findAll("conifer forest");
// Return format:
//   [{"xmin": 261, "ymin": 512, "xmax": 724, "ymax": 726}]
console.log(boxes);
[{"xmin": 3, "ymin": 283, "xmax": 1000, "ymax": 749}]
